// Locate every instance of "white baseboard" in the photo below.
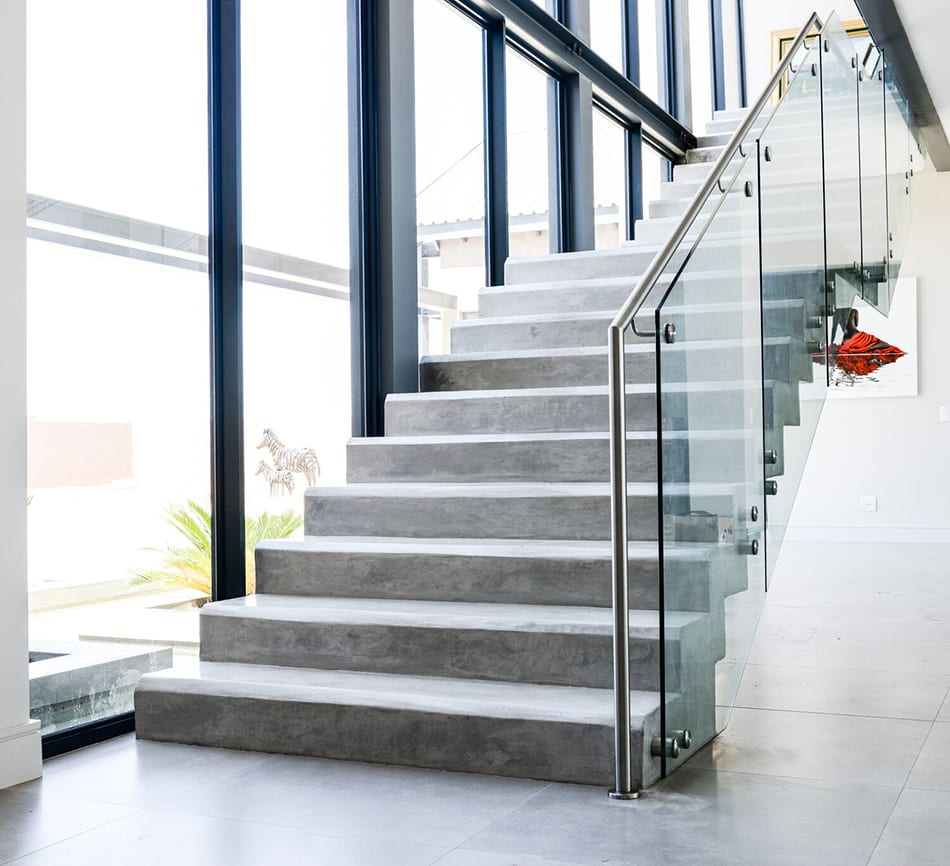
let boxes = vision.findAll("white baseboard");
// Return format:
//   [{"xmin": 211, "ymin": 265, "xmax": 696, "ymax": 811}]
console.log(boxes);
[
  {"xmin": 0, "ymin": 720, "xmax": 42, "ymax": 789},
  {"xmin": 785, "ymin": 525, "xmax": 950, "ymax": 544}
]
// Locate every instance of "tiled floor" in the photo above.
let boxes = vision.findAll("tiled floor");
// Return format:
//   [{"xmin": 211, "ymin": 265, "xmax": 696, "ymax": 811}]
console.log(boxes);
[{"xmin": 3, "ymin": 540, "xmax": 949, "ymax": 865}]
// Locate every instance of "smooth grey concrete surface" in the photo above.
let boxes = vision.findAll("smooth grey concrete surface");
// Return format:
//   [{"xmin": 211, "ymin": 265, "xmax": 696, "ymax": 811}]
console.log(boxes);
[{"xmin": 10, "ymin": 541, "xmax": 950, "ymax": 865}]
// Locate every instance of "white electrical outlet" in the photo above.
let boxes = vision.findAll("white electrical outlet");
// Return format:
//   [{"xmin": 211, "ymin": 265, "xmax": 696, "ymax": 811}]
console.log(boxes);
[
  {"xmin": 860, "ymin": 495, "xmax": 878, "ymax": 513},
  {"xmin": 940, "ymin": 406, "xmax": 950, "ymax": 423}
]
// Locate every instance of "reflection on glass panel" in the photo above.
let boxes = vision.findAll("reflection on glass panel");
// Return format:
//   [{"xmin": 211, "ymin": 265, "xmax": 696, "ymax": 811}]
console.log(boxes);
[
  {"xmin": 507, "ymin": 51, "xmax": 555, "ymax": 255},
  {"xmin": 26, "ymin": 0, "xmax": 207, "ymax": 734},
  {"xmin": 242, "ymin": 0, "xmax": 350, "ymax": 592},
  {"xmin": 593, "ymin": 110, "xmax": 625, "ymax": 250},
  {"xmin": 415, "ymin": 0, "xmax": 485, "ymax": 355},
  {"xmin": 589, "ymin": 1, "xmax": 623, "ymax": 71}
]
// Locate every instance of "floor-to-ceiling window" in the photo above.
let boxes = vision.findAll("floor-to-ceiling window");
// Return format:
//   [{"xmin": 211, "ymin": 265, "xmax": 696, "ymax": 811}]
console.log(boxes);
[{"xmin": 26, "ymin": 0, "xmax": 208, "ymax": 736}]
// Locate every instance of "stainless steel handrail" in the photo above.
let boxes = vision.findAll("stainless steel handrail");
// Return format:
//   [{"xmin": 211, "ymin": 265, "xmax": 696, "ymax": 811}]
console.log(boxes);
[{"xmin": 606, "ymin": 11, "xmax": 823, "ymax": 800}]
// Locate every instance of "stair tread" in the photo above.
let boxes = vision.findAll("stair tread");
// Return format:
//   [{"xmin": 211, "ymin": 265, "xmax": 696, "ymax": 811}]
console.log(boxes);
[
  {"xmin": 205, "ymin": 594, "xmax": 702, "ymax": 635},
  {"xmin": 349, "ymin": 429, "xmax": 754, "ymax": 445},
  {"xmin": 140, "ymin": 662, "xmax": 663, "ymax": 724}
]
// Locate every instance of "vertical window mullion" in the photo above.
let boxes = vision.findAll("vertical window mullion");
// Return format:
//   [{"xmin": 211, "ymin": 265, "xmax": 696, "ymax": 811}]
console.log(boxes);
[{"xmin": 208, "ymin": 0, "xmax": 246, "ymax": 602}]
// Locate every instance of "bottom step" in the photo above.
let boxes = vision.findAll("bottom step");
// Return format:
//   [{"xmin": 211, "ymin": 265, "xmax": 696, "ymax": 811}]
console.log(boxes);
[{"xmin": 135, "ymin": 663, "xmax": 664, "ymax": 787}]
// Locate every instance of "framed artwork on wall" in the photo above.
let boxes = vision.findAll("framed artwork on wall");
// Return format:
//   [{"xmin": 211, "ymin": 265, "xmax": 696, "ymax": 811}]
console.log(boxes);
[{"xmin": 825, "ymin": 276, "xmax": 918, "ymax": 399}]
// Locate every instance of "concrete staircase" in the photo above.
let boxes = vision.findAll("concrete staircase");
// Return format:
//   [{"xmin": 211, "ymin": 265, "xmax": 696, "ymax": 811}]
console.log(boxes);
[{"xmin": 135, "ymin": 107, "xmax": 818, "ymax": 789}]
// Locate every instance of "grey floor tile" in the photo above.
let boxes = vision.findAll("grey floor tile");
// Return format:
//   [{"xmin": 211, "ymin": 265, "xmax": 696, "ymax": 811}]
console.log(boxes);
[
  {"xmin": 735, "ymin": 663, "xmax": 950, "ymax": 720},
  {"xmin": 781, "ymin": 607, "xmax": 950, "ymax": 643},
  {"xmin": 14, "ymin": 734, "xmax": 270, "ymax": 809},
  {"xmin": 687, "ymin": 707, "xmax": 930, "ymax": 786},
  {"xmin": 0, "ymin": 788, "xmax": 134, "ymax": 865},
  {"xmin": 748, "ymin": 630, "xmax": 950, "ymax": 675},
  {"xmin": 158, "ymin": 751, "xmax": 548, "ymax": 848},
  {"xmin": 5, "ymin": 807, "xmax": 448, "ymax": 866},
  {"xmin": 461, "ymin": 769, "xmax": 897, "ymax": 866},
  {"xmin": 907, "ymin": 722, "xmax": 950, "ymax": 791},
  {"xmin": 868, "ymin": 788, "xmax": 950, "ymax": 866}
]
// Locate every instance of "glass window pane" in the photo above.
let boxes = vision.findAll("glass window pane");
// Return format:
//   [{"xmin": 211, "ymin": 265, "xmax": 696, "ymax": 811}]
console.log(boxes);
[
  {"xmin": 590, "ymin": 1, "xmax": 624, "ymax": 72},
  {"xmin": 593, "ymin": 110, "xmax": 626, "ymax": 249},
  {"xmin": 415, "ymin": 0, "xmax": 485, "ymax": 356},
  {"xmin": 507, "ymin": 51, "xmax": 556, "ymax": 255},
  {"xmin": 27, "ymin": 0, "xmax": 207, "ymax": 734},
  {"xmin": 241, "ymin": 0, "xmax": 351, "ymax": 593}
]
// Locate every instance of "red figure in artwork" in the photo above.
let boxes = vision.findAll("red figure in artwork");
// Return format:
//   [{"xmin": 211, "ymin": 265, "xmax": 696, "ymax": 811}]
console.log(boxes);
[{"xmin": 833, "ymin": 307, "xmax": 906, "ymax": 377}]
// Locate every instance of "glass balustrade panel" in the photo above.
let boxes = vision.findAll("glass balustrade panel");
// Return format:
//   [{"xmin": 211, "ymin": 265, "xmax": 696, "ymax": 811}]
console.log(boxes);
[
  {"xmin": 820, "ymin": 13, "xmax": 863, "ymax": 325},
  {"xmin": 860, "ymin": 57, "xmax": 890, "ymax": 312},
  {"xmin": 755, "ymin": 41, "xmax": 827, "ymax": 584},
  {"xmin": 639, "ymin": 150, "xmax": 765, "ymax": 777}
]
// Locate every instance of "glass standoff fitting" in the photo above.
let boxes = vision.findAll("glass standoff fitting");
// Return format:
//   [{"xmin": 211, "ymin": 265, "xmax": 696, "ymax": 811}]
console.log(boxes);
[
  {"xmin": 766, "ymin": 480, "xmax": 779, "ymax": 496},
  {"xmin": 652, "ymin": 736, "xmax": 680, "ymax": 759},
  {"xmin": 806, "ymin": 340, "xmax": 825, "ymax": 354},
  {"xmin": 663, "ymin": 323, "xmax": 676, "ymax": 344},
  {"xmin": 806, "ymin": 315, "xmax": 824, "ymax": 329},
  {"xmin": 750, "ymin": 505, "xmax": 759, "ymax": 522},
  {"xmin": 764, "ymin": 145, "xmax": 773, "ymax": 161},
  {"xmin": 740, "ymin": 539, "xmax": 760, "ymax": 556},
  {"xmin": 765, "ymin": 449, "xmax": 778, "ymax": 464},
  {"xmin": 672, "ymin": 730, "xmax": 692, "ymax": 750},
  {"xmin": 744, "ymin": 180, "xmax": 754, "ymax": 197}
]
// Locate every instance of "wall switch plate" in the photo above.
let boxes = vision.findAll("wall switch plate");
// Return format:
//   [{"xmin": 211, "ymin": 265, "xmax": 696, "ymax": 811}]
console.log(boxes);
[
  {"xmin": 860, "ymin": 495, "xmax": 878, "ymax": 512},
  {"xmin": 940, "ymin": 406, "xmax": 950, "ymax": 423}
]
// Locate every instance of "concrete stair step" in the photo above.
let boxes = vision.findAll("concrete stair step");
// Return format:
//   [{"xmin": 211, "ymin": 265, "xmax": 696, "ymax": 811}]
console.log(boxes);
[
  {"xmin": 384, "ymin": 380, "xmax": 800, "ymax": 436},
  {"xmin": 464, "ymin": 298, "xmax": 814, "ymax": 353},
  {"xmin": 345, "ymin": 429, "xmax": 772, "ymax": 485},
  {"xmin": 134, "ymin": 663, "xmax": 666, "ymax": 787},
  {"xmin": 254, "ymin": 536, "xmax": 719, "ymax": 611},
  {"xmin": 198, "ymin": 595, "xmax": 709, "ymax": 692},
  {"xmin": 420, "ymin": 338, "xmax": 805, "ymax": 393},
  {"xmin": 303, "ymin": 481, "xmax": 736, "ymax": 541},
  {"xmin": 347, "ymin": 431, "xmax": 662, "ymax": 483}
]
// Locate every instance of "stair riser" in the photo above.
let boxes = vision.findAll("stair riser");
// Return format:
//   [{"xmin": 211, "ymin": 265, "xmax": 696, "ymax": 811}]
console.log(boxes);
[
  {"xmin": 199, "ymin": 614, "xmax": 678, "ymax": 691},
  {"xmin": 255, "ymin": 545, "xmax": 715, "ymax": 612},
  {"xmin": 385, "ymin": 383, "xmax": 794, "ymax": 436},
  {"xmin": 135, "ymin": 688, "xmax": 655, "ymax": 787},
  {"xmin": 420, "ymin": 342, "xmax": 801, "ymax": 392},
  {"xmin": 347, "ymin": 436, "xmax": 662, "ymax": 483},
  {"xmin": 303, "ymin": 489, "xmax": 733, "ymax": 542}
]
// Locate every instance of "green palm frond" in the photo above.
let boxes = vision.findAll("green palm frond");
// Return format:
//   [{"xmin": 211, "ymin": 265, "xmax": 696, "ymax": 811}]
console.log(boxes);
[{"xmin": 133, "ymin": 500, "xmax": 301, "ymax": 598}]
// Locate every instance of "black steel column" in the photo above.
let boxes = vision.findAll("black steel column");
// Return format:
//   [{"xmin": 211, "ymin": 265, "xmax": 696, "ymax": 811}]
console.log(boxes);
[
  {"xmin": 622, "ymin": 0, "xmax": 642, "ymax": 240},
  {"xmin": 549, "ymin": 0, "xmax": 594, "ymax": 252},
  {"xmin": 709, "ymin": 0, "xmax": 726, "ymax": 113},
  {"xmin": 208, "ymin": 0, "xmax": 246, "ymax": 601},
  {"xmin": 735, "ymin": 0, "xmax": 747, "ymax": 107},
  {"xmin": 483, "ymin": 20, "xmax": 509, "ymax": 286},
  {"xmin": 348, "ymin": 0, "xmax": 420, "ymax": 438}
]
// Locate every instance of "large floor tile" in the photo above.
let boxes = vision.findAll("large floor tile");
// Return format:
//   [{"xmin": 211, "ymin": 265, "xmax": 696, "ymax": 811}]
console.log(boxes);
[
  {"xmin": 436, "ymin": 850, "xmax": 594, "ymax": 866},
  {"xmin": 5, "ymin": 807, "xmax": 448, "ymax": 866},
  {"xmin": 868, "ymin": 788, "xmax": 950, "ymax": 866},
  {"xmin": 735, "ymin": 663, "xmax": 950, "ymax": 720},
  {"xmin": 687, "ymin": 707, "xmax": 930, "ymax": 786},
  {"xmin": 0, "ymin": 788, "xmax": 134, "ymax": 865},
  {"xmin": 748, "ymin": 630, "xmax": 950, "ymax": 674},
  {"xmin": 159, "ymin": 751, "xmax": 548, "ymax": 848},
  {"xmin": 461, "ymin": 769, "xmax": 897, "ymax": 866},
  {"xmin": 907, "ymin": 722, "xmax": 950, "ymax": 791},
  {"xmin": 14, "ymin": 734, "xmax": 270, "ymax": 809}
]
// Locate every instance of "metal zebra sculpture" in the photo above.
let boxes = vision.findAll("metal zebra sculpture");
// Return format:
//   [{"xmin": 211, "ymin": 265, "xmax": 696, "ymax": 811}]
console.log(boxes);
[
  {"xmin": 255, "ymin": 460, "xmax": 295, "ymax": 497},
  {"xmin": 257, "ymin": 428, "xmax": 321, "ymax": 486}
]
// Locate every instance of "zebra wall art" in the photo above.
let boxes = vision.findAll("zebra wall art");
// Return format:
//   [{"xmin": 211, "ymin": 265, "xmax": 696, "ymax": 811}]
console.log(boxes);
[
  {"xmin": 255, "ymin": 460, "xmax": 295, "ymax": 497},
  {"xmin": 257, "ymin": 428, "xmax": 321, "ymax": 486}
]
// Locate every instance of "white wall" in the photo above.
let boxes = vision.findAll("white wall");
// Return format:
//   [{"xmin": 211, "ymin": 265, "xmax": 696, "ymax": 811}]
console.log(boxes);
[
  {"xmin": 0, "ymin": 0, "xmax": 41, "ymax": 789},
  {"xmin": 788, "ymin": 171, "xmax": 950, "ymax": 542}
]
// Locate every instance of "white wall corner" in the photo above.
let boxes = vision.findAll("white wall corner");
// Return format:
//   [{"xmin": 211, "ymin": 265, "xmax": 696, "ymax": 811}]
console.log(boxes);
[{"xmin": 0, "ymin": 721, "xmax": 42, "ymax": 788}]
